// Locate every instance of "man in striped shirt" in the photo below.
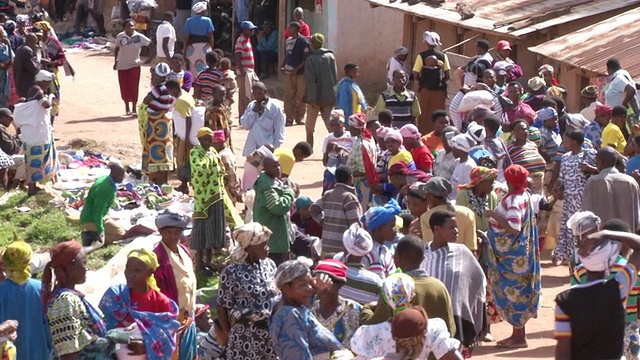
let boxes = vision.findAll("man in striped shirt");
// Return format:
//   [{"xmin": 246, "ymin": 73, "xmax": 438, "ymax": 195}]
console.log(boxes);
[
  {"xmin": 336, "ymin": 222, "xmax": 384, "ymax": 305},
  {"xmin": 193, "ymin": 51, "xmax": 223, "ymax": 101},
  {"xmin": 234, "ymin": 21, "xmax": 258, "ymax": 117},
  {"xmin": 310, "ymin": 165, "xmax": 362, "ymax": 255}
]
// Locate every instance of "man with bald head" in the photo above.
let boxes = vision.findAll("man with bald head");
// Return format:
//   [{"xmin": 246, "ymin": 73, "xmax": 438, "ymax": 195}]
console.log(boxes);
[
  {"xmin": 582, "ymin": 147, "xmax": 640, "ymax": 232},
  {"xmin": 80, "ymin": 163, "xmax": 127, "ymax": 246},
  {"xmin": 14, "ymin": 33, "xmax": 41, "ymax": 98}
]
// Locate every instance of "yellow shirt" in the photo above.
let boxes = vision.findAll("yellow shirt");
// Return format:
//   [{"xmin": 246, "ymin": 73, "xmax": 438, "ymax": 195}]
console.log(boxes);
[
  {"xmin": 274, "ymin": 147, "xmax": 295, "ymax": 176},
  {"xmin": 420, "ymin": 204, "xmax": 477, "ymax": 251},
  {"xmin": 388, "ymin": 149, "xmax": 414, "ymax": 169},
  {"xmin": 412, "ymin": 52, "xmax": 451, "ymax": 73},
  {"xmin": 602, "ymin": 122, "xmax": 627, "ymax": 153},
  {"xmin": 175, "ymin": 90, "xmax": 196, "ymax": 118}
]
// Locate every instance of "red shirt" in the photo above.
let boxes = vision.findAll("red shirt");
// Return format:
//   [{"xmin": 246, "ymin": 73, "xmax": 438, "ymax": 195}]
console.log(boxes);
[
  {"xmin": 411, "ymin": 144, "xmax": 435, "ymax": 173},
  {"xmin": 284, "ymin": 20, "xmax": 311, "ymax": 38},
  {"xmin": 118, "ymin": 288, "xmax": 174, "ymax": 327}
]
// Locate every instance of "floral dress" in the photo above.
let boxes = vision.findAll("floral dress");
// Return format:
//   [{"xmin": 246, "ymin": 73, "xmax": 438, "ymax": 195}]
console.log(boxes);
[
  {"xmin": 552, "ymin": 149, "xmax": 597, "ymax": 263},
  {"xmin": 310, "ymin": 298, "xmax": 362, "ymax": 348},
  {"xmin": 217, "ymin": 259, "xmax": 278, "ymax": 360}
]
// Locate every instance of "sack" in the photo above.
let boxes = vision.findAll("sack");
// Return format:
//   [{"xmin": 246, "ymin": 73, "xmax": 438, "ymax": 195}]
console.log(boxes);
[
  {"xmin": 457, "ymin": 90, "xmax": 494, "ymax": 113},
  {"xmin": 178, "ymin": 164, "xmax": 191, "ymax": 182},
  {"xmin": 110, "ymin": 5, "xmax": 120, "ymax": 20}
]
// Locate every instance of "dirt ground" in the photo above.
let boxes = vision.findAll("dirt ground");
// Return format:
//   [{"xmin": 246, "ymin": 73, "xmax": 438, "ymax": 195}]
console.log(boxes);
[{"xmin": 55, "ymin": 50, "xmax": 568, "ymax": 359}]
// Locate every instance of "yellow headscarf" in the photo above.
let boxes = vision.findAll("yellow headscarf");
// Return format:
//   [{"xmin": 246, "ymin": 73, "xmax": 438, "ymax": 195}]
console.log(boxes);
[
  {"xmin": 2, "ymin": 240, "xmax": 32, "ymax": 285},
  {"xmin": 34, "ymin": 21, "xmax": 52, "ymax": 32},
  {"xmin": 127, "ymin": 249, "xmax": 160, "ymax": 291}
]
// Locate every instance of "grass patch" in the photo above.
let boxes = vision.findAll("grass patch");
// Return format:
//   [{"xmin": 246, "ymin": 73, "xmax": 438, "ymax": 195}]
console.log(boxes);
[{"xmin": 0, "ymin": 190, "xmax": 122, "ymax": 271}]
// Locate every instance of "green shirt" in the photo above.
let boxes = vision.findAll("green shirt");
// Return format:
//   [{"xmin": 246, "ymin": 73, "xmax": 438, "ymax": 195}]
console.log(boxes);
[
  {"xmin": 79, "ymin": 175, "xmax": 117, "ymax": 234},
  {"xmin": 252, "ymin": 173, "xmax": 296, "ymax": 253}
]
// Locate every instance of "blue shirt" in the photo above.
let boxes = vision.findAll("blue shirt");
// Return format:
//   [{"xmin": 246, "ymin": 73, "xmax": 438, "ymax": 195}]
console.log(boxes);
[
  {"xmin": 584, "ymin": 121, "xmax": 604, "ymax": 150},
  {"xmin": 627, "ymin": 154, "xmax": 640, "ymax": 175},
  {"xmin": 257, "ymin": 30, "xmax": 279, "ymax": 53},
  {"xmin": 184, "ymin": 15, "xmax": 215, "ymax": 36}
]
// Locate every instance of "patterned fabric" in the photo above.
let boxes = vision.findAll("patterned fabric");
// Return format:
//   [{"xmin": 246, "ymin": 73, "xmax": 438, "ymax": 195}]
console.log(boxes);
[
  {"xmin": 487, "ymin": 192, "xmax": 541, "ymax": 327},
  {"xmin": 47, "ymin": 289, "xmax": 107, "ymax": 357},
  {"xmin": 381, "ymin": 273, "xmax": 415, "ymax": 313},
  {"xmin": 338, "ymin": 261, "xmax": 384, "ymax": 305},
  {"xmin": 269, "ymin": 305, "xmax": 342, "ymax": 359},
  {"xmin": 433, "ymin": 150, "xmax": 458, "ymax": 181},
  {"xmin": 552, "ymin": 149, "xmax": 597, "ymax": 263},
  {"xmin": 205, "ymin": 104, "xmax": 232, "ymax": 148},
  {"xmin": 310, "ymin": 298, "xmax": 362, "ymax": 348},
  {"xmin": 192, "ymin": 201, "xmax": 226, "ymax": 250},
  {"xmin": 195, "ymin": 68, "xmax": 224, "ymax": 99},
  {"xmin": 217, "ymin": 259, "xmax": 278, "ymax": 360},
  {"xmin": 190, "ymin": 145, "xmax": 226, "ymax": 249},
  {"xmin": 196, "ymin": 327, "xmax": 224, "ymax": 360},
  {"xmin": 350, "ymin": 317, "xmax": 460, "ymax": 359},
  {"xmin": 507, "ymin": 140, "xmax": 546, "ymax": 173},
  {"xmin": 219, "ymin": 147, "xmax": 241, "ymax": 202},
  {"xmin": 186, "ymin": 43, "xmax": 211, "ymax": 74},
  {"xmin": 142, "ymin": 111, "xmax": 174, "ymax": 173},
  {"xmin": 583, "ymin": 121, "xmax": 603, "ymax": 150},
  {"xmin": 99, "ymin": 284, "xmax": 181, "ymax": 359},
  {"xmin": 363, "ymin": 242, "xmax": 396, "ymax": 279},
  {"xmin": 23, "ymin": 140, "xmax": 58, "ymax": 183}
]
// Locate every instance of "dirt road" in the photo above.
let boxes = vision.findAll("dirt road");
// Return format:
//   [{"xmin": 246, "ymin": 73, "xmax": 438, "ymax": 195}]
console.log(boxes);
[{"xmin": 55, "ymin": 50, "xmax": 567, "ymax": 359}]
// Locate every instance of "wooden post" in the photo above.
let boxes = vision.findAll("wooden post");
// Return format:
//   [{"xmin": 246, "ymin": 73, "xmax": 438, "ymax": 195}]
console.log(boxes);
[{"xmin": 278, "ymin": 0, "xmax": 287, "ymax": 81}]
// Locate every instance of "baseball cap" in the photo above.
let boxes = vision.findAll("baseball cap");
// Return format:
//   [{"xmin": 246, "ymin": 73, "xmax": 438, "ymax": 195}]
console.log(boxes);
[
  {"xmin": 496, "ymin": 40, "xmax": 512, "ymax": 51},
  {"xmin": 241, "ymin": 20, "xmax": 258, "ymax": 30},
  {"xmin": 536, "ymin": 107, "xmax": 558, "ymax": 122}
]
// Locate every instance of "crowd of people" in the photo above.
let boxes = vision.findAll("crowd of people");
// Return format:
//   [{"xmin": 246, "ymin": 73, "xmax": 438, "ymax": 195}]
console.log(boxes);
[{"xmin": 2, "ymin": 4, "xmax": 640, "ymax": 359}]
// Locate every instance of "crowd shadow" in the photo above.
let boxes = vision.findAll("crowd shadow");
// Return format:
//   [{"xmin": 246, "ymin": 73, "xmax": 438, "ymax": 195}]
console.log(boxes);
[{"xmin": 64, "ymin": 115, "xmax": 138, "ymax": 124}]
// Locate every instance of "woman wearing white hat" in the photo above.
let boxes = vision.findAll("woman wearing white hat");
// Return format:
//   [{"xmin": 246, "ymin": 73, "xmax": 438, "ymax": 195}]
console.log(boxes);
[{"xmin": 184, "ymin": 1, "xmax": 215, "ymax": 74}]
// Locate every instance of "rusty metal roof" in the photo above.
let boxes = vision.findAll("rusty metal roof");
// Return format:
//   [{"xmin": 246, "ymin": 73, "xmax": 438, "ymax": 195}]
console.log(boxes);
[
  {"xmin": 528, "ymin": 7, "xmax": 640, "ymax": 78},
  {"xmin": 366, "ymin": 0, "xmax": 640, "ymax": 38}
]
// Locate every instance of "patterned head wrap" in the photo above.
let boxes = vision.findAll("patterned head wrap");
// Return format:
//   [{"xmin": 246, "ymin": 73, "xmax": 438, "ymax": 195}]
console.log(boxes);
[
  {"xmin": 457, "ymin": 167, "xmax": 497, "ymax": 190},
  {"xmin": 581, "ymin": 85, "xmax": 599, "ymax": 99},
  {"xmin": 192, "ymin": 1, "xmax": 207, "ymax": 13},
  {"xmin": 310, "ymin": 33, "xmax": 325, "ymax": 47},
  {"xmin": 376, "ymin": 126, "xmax": 391, "ymax": 139},
  {"xmin": 2, "ymin": 240, "xmax": 32, "ymax": 285},
  {"xmin": 230, "ymin": 222, "xmax": 272, "ymax": 263},
  {"xmin": 154, "ymin": 62, "xmax": 171, "ymax": 77},
  {"xmin": 567, "ymin": 211, "xmax": 601, "ymax": 237},
  {"xmin": 348, "ymin": 112, "xmax": 367, "ymax": 129},
  {"xmin": 314, "ymin": 259, "xmax": 348, "ymax": 283},
  {"xmin": 155, "ymin": 209, "xmax": 190, "ymax": 230},
  {"xmin": 382, "ymin": 273, "xmax": 416, "ymax": 314},
  {"xmin": 504, "ymin": 164, "xmax": 530, "ymax": 193},
  {"xmin": 384, "ymin": 129, "xmax": 403, "ymax": 144},
  {"xmin": 127, "ymin": 249, "xmax": 160, "ymax": 290},
  {"xmin": 579, "ymin": 240, "xmax": 620, "ymax": 272},
  {"xmin": 363, "ymin": 198, "xmax": 402, "ymax": 232},
  {"xmin": 275, "ymin": 258, "xmax": 312, "ymax": 289},
  {"xmin": 538, "ymin": 64, "xmax": 554, "ymax": 75},
  {"xmin": 466, "ymin": 121, "xmax": 486, "ymax": 143},
  {"xmin": 42, "ymin": 240, "xmax": 83, "ymax": 307},
  {"xmin": 425, "ymin": 177, "xmax": 453, "ymax": 198},
  {"xmin": 342, "ymin": 223, "xmax": 374, "ymax": 257},
  {"xmin": 212, "ymin": 130, "xmax": 226, "ymax": 143}
]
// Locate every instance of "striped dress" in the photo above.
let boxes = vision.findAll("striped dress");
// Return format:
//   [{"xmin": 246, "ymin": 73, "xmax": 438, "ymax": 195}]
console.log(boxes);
[{"xmin": 507, "ymin": 140, "xmax": 546, "ymax": 174}]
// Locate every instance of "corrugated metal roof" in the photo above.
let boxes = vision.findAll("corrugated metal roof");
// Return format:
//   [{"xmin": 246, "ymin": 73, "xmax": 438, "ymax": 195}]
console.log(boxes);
[
  {"xmin": 366, "ymin": 0, "xmax": 640, "ymax": 38},
  {"xmin": 528, "ymin": 7, "xmax": 640, "ymax": 78}
]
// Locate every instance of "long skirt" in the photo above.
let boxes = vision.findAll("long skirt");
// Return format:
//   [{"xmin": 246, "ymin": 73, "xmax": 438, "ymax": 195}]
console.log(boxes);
[
  {"xmin": 416, "ymin": 87, "xmax": 447, "ymax": 135},
  {"xmin": 142, "ymin": 112, "xmax": 174, "ymax": 173},
  {"xmin": 50, "ymin": 67, "xmax": 61, "ymax": 116},
  {"xmin": 7, "ymin": 68, "xmax": 17, "ymax": 107},
  {"xmin": 185, "ymin": 42, "xmax": 211, "ymax": 74},
  {"xmin": 486, "ymin": 196, "xmax": 541, "ymax": 328},
  {"xmin": 23, "ymin": 140, "xmax": 58, "ymax": 184},
  {"xmin": 173, "ymin": 318, "xmax": 197, "ymax": 360},
  {"xmin": 0, "ymin": 68, "xmax": 9, "ymax": 108},
  {"xmin": 118, "ymin": 66, "xmax": 141, "ymax": 102},
  {"xmin": 191, "ymin": 200, "xmax": 226, "ymax": 250}
]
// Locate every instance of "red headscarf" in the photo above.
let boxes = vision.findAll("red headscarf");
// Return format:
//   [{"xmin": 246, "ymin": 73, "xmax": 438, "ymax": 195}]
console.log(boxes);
[
  {"xmin": 41, "ymin": 240, "xmax": 83, "ymax": 308},
  {"xmin": 504, "ymin": 164, "xmax": 530, "ymax": 194}
]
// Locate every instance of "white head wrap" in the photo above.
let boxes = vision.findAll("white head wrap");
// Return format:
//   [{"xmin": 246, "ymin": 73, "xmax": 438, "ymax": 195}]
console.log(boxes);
[
  {"xmin": 35, "ymin": 70, "xmax": 54, "ymax": 82},
  {"xmin": 384, "ymin": 129, "xmax": 403, "ymax": 144},
  {"xmin": 567, "ymin": 211, "xmax": 601, "ymax": 237},
  {"xmin": 466, "ymin": 121, "xmax": 486, "ymax": 143},
  {"xmin": 579, "ymin": 240, "xmax": 620, "ymax": 272},
  {"xmin": 423, "ymin": 31, "xmax": 442, "ymax": 46},
  {"xmin": 229, "ymin": 222, "xmax": 272, "ymax": 263},
  {"xmin": 394, "ymin": 46, "xmax": 409, "ymax": 56},
  {"xmin": 155, "ymin": 62, "xmax": 171, "ymax": 77},
  {"xmin": 330, "ymin": 109, "xmax": 345, "ymax": 123},
  {"xmin": 566, "ymin": 113, "xmax": 591, "ymax": 130},
  {"xmin": 450, "ymin": 133, "xmax": 475, "ymax": 153},
  {"xmin": 342, "ymin": 223, "xmax": 373, "ymax": 257}
]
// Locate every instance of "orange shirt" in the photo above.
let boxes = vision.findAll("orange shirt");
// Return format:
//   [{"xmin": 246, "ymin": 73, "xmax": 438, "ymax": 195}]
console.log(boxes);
[{"xmin": 421, "ymin": 131, "xmax": 444, "ymax": 153}]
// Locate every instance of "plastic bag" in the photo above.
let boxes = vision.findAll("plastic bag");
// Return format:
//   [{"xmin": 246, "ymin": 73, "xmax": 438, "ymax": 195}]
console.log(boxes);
[
  {"xmin": 110, "ymin": 5, "xmax": 120, "ymax": 20},
  {"xmin": 457, "ymin": 90, "xmax": 494, "ymax": 113}
]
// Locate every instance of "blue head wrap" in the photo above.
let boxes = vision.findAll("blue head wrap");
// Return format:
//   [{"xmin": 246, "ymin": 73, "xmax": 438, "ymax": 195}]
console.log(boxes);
[
  {"xmin": 295, "ymin": 196, "xmax": 313, "ymax": 209},
  {"xmin": 363, "ymin": 198, "xmax": 402, "ymax": 232}
]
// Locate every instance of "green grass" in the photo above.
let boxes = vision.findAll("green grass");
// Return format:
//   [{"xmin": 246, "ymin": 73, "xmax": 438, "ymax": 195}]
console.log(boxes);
[{"xmin": 0, "ymin": 190, "xmax": 122, "ymax": 270}]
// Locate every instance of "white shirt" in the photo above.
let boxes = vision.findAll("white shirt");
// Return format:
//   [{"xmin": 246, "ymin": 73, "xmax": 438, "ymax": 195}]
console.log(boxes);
[
  {"xmin": 450, "ymin": 157, "xmax": 477, "ymax": 200},
  {"xmin": 155, "ymin": 20, "xmax": 176, "ymax": 58},
  {"xmin": 240, "ymin": 99, "xmax": 286, "ymax": 157},
  {"xmin": 605, "ymin": 69, "xmax": 635, "ymax": 107},
  {"xmin": 386, "ymin": 57, "xmax": 407, "ymax": 88},
  {"xmin": 580, "ymin": 101, "xmax": 602, "ymax": 122}
]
